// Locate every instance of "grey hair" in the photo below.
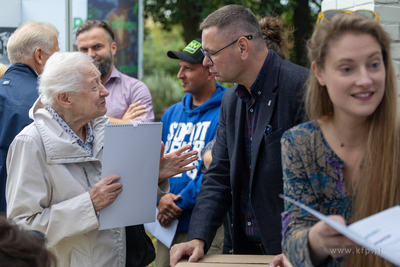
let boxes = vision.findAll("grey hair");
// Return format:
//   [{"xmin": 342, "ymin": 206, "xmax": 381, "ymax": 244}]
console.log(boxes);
[
  {"xmin": 38, "ymin": 52, "xmax": 98, "ymax": 108},
  {"xmin": 7, "ymin": 21, "xmax": 59, "ymax": 65},
  {"xmin": 200, "ymin": 5, "xmax": 263, "ymax": 44}
]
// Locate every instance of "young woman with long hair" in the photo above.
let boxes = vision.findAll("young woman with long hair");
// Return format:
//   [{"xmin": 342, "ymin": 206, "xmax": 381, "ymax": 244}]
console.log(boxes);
[{"xmin": 281, "ymin": 12, "xmax": 399, "ymax": 266}]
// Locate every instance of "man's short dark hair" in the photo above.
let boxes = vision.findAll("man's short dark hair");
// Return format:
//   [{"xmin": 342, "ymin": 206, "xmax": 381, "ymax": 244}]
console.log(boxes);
[
  {"xmin": 76, "ymin": 20, "xmax": 114, "ymax": 44},
  {"xmin": 200, "ymin": 4, "xmax": 263, "ymax": 42}
]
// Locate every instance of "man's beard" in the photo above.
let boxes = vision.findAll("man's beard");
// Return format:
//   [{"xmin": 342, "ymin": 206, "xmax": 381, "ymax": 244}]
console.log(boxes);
[{"xmin": 95, "ymin": 52, "xmax": 113, "ymax": 79}]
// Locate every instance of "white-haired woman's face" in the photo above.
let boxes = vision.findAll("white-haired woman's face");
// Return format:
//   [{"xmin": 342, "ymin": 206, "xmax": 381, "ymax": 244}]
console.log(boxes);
[{"xmin": 69, "ymin": 65, "xmax": 109, "ymax": 121}]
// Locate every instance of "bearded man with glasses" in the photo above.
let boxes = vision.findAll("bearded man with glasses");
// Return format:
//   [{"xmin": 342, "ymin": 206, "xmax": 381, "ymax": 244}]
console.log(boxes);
[{"xmin": 170, "ymin": 4, "xmax": 309, "ymax": 266}]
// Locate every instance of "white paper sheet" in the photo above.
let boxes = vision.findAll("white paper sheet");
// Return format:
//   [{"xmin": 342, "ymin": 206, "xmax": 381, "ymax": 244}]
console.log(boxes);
[
  {"xmin": 99, "ymin": 123, "xmax": 162, "ymax": 230},
  {"xmin": 280, "ymin": 194, "xmax": 400, "ymax": 265},
  {"xmin": 144, "ymin": 208, "xmax": 178, "ymax": 248}
]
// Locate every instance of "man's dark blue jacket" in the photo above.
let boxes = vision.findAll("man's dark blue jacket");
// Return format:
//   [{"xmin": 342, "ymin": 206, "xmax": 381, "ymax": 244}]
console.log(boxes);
[
  {"xmin": 0, "ymin": 63, "xmax": 39, "ymax": 213},
  {"xmin": 187, "ymin": 50, "xmax": 308, "ymax": 255}
]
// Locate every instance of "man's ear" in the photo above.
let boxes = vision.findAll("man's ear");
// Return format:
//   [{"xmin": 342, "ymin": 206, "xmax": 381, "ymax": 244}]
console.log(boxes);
[
  {"xmin": 34, "ymin": 47, "xmax": 45, "ymax": 66},
  {"xmin": 237, "ymin": 36, "xmax": 251, "ymax": 61},
  {"xmin": 111, "ymin": 42, "xmax": 117, "ymax": 56},
  {"xmin": 311, "ymin": 61, "xmax": 326, "ymax": 86},
  {"xmin": 56, "ymin": 92, "xmax": 73, "ymax": 109}
]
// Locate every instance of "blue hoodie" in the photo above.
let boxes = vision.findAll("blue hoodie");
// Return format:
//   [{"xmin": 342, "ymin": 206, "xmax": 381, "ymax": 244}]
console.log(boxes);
[{"xmin": 159, "ymin": 83, "xmax": 227, "ymax": 232}]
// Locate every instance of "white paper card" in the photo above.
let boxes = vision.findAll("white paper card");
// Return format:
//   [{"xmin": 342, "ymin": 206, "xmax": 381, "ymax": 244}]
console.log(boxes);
[
  {"xmin": 99, "ymin": 123, "xmax": 162, "ymax": 230},
  {"xmin": 144, "ymin": 208, "xmax": 178, "ymax": 248},
  {"xmin": 280, "ymin": 194, "xmax": 400, "ymax": 265}
]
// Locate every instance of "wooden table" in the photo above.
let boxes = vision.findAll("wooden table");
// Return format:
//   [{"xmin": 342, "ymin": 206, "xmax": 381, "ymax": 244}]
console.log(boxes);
[{"xmin": 176, "ymin": 254, "xmax": 276, "ymax": 266}]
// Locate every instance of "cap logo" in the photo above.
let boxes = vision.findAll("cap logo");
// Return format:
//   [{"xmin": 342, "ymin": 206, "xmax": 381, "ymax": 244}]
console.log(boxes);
[{"xmin": 183, "ymin": 40, "xmax": 201, "ymax": 54}]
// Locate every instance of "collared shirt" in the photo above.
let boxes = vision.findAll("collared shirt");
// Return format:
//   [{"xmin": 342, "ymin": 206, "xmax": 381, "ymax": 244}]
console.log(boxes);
[
  {"xmin": 236, "ymin": 52, "xmax": 271, "ymax": 243},
  {"xmin": 104, "ymin": 66, "xmax": 155, "ymax": 123},
  {"xmin": 47, "ymin": 107, "xmax": 94, "ymax": 156}
]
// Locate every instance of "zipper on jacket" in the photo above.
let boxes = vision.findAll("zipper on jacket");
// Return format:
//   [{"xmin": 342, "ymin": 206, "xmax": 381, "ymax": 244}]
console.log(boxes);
[{"xmin": 83, "ymin": 167, "xmax": 92, "ymax": 188}]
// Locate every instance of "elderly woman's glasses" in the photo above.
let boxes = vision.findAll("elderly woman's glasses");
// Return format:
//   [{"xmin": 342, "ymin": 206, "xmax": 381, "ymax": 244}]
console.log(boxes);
[
  {"xmin": 316, "ymin": 10, "xmax": 380, "ymax": 27},
  {"xmin": 200, "ymin": 35, "xmax": 253, "ymax": 64}
]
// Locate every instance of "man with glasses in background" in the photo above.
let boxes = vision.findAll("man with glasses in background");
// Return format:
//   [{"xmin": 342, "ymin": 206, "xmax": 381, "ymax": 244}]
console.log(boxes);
[{"xmin": 170, "ymin": 5, "xmax": 308, "ymax": 266}]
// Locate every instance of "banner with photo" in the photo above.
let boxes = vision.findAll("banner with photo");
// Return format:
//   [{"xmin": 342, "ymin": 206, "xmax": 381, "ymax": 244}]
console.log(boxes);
[
  {"xmin": 0, "ymin": 27, "xmax": 17, "ymax": 65},
  {"xmin": 73, "ymin": 0, "xmax": 140, "ymax": 78}
]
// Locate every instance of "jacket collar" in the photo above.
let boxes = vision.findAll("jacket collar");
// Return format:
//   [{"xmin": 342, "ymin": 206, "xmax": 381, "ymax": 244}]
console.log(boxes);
[
  {"xmin": 6, "ymin": 63, "xmax": 38, "ymax": 77},
  {"xmin": 250, "ymin": 51, "xmax": 282, "ymax": 175},
  {"xmin": 29, "ymin": 98, "xmax": 109, "ymax": 164},
  {"xmin": 233, "ymin": 50, "xmax": 283, "ymax": 180},
  {"xmin": 181, "ymin": 82, "xmax": 227, "ymax": 115},
  {"xmin": 104, "ymin": 65, "xmax": 120, "ymax": 86}
]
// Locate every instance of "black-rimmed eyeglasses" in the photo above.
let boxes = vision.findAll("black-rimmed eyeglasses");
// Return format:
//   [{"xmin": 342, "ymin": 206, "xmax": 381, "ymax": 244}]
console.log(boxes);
[{"xmin": 200, "ymin": 35, "xmax": 253, "ymax": 64}]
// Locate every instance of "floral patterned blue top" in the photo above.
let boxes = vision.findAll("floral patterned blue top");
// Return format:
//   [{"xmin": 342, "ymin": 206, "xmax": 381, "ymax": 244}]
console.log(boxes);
[
  {"xmin": 280, "ymin": 120, "xmax": 352, "ymax": 267},
  {"xmin": 47, "ymin": 106, "xmax": 94, "ymax": 156}
]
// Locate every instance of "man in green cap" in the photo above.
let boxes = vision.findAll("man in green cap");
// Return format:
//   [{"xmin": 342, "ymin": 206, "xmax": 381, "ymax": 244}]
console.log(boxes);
[{"xmin": 155, "ymin": 39, "xmax": 227, "ymax": 267}]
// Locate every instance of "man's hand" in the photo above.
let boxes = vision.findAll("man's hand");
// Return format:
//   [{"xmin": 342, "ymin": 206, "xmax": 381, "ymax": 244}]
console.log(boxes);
[
  {"xmin": 108, "ymin": 100, "xmax": 148, "ymax": 124},
  {"xmin": 89, "ymin": 175, "xmax": 123, "ymax": 212},
  {"xmin": 202, "ymin": 150, "xmax": 213, "ymax": 170},
  {"xmin": 121, "ymin": 100, "xmax": 148, "ymax": 121},
  {"xmin": 158, "ymin": 142, "xmax": 198, "ymax": 184},
  {"xmin": 170, "ymin": 239, "xmax": 205, "ymax": 267},
  {"xmin": 157, "ymin": 193, "xmax": 182, "ymax": 227}
]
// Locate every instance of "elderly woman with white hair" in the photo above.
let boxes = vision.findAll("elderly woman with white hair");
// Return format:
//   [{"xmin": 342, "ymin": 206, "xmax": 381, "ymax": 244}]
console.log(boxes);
[{"xmin": 5, "ymin": 52, "xmax": 198, "ymax": 267}]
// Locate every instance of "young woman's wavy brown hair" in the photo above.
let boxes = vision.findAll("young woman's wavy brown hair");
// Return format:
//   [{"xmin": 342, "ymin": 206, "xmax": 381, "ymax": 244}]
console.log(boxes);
[
  {"xmin": 259, "ymin": 15, "xmax": 293, "ymax": 60},
  {"xmin": 306, "ymin": 14, "xmax": 399, "ymax": 266}
]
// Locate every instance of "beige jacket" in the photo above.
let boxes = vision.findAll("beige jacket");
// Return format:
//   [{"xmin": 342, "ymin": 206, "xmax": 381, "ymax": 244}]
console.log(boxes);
[{"xmin": 6, "ymin": 99, "xmax": 168, "ymax": 267}]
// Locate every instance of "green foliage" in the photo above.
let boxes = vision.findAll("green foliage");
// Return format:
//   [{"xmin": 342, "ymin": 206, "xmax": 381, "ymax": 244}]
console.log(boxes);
[
  {"xmin": 145, "ymin": 0, "xmax": 322, "ymax": 65},
  {"xmin": 145, "ymin": 0, "xmax": 286, "ymax": 43},
  {"xmin": 145, "ymin": 0, "xmax": 282, "ymax": 30},
  {"xmin": 142, "ymin": 69, "xmax": 184, "ymax": 119},
  {"xmin": 143, "ymin": 20, "xmax": 186, "ymax": 76},
  {"xmin": 219, "ymin": 82, "xmax": 234, "ymax": 89},
  {"xmin": 141, "ymin": 1, "xmax": 322, "ymax": 116},
  {"xmin": 143, "ymin": 19, "xmax": 187, "ymax": 119}
]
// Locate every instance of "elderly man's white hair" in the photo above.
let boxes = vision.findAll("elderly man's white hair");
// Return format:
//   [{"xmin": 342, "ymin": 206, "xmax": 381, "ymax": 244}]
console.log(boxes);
[
  {"xmin": 7, "ymin": 21, "xmax": 59, "ymax": 65},
  {"xmin": 39, "ymin": 52, "xmax": 99, "ymax": 108}
]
